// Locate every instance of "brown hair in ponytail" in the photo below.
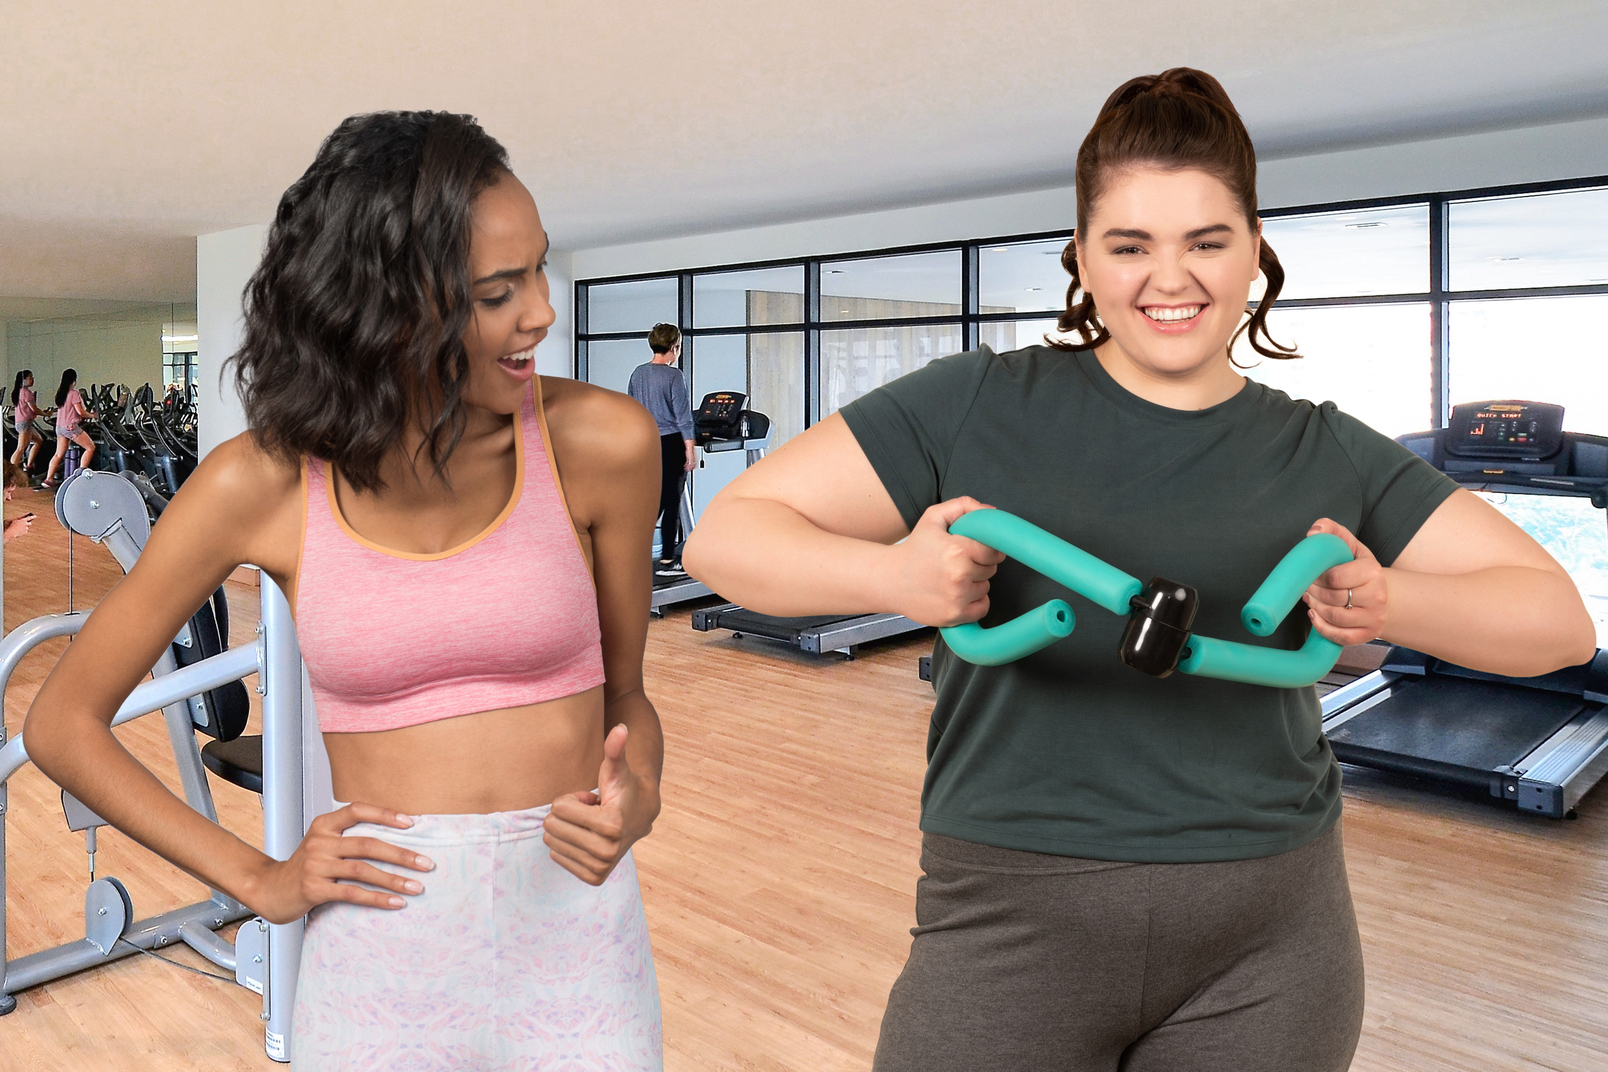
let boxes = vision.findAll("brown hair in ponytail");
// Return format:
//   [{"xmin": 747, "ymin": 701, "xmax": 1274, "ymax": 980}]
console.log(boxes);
[{"xmin": 1051, "ymin": 68, "xmax": 1296, "ymax": 362}]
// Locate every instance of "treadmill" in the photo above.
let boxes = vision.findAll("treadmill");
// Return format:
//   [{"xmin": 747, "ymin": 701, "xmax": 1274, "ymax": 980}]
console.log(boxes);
[
  {"xmin": 1321, "ymin": 400, "xmax": 1608, "ymax": 818},
  {"xmin": 689, "ymin": 388, "xmax": 924, "ymax": 656},
  {"xmin": 650, "ymin": 392, "xmax": 772, "ymax": 617},
  {"xmin": 650, "ymin": 482, "xmax": 710, "ymax": 616},
  {"xmin": 694, "ymin": 604, "xmax": 925, "ymax": 657}
]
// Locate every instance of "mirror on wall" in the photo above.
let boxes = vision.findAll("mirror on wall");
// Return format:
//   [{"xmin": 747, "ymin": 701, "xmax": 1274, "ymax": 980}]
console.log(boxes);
[{"xmin": 2, "ymin": 298, "xmax": 199, "ymax": 626}]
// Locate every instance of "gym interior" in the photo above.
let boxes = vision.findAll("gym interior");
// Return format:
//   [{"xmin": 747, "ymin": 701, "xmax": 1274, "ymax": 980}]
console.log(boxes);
[{"xmin": 3, "ymin": 4, "xmax": 1608, "ymax": 1070}]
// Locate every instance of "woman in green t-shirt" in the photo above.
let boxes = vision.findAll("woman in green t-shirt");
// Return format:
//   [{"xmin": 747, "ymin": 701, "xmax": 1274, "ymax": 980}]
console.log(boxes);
[{"xmin": 683, "ymin": 69, "xmax": 1595, "ymax": 1072}]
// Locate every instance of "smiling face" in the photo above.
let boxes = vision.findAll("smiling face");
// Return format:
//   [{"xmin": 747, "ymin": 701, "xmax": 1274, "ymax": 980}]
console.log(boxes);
[
  {"xmin": 1075, "ymin": 167, "xmax": 1261, "ymax": 383},
  {"xmin": 460, "ymin": 174, "xmax": 555, "ymax": 417}
]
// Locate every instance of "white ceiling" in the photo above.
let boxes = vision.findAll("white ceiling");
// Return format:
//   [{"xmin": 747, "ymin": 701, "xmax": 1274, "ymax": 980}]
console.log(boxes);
[{"xmin": 4, "ymin": 0, "xmax": 1607, "ymax": 306}]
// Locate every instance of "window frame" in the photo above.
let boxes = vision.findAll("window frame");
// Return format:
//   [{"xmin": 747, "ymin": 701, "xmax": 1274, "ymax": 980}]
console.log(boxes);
[{"xmin": 576, "ymin": 174, "xmax": 1608, "ymax": 434}]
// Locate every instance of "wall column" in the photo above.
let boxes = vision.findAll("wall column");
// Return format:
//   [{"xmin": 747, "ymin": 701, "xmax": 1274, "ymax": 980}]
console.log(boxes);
[{"xmin": 196, "ymin": 225, "xmax": 267, "ymax": 461}]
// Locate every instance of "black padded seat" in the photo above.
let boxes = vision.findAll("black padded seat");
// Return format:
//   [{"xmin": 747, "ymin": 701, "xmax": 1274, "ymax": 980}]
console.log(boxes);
[{"xmin": 201, "ymin": 734, "xmax": 264, "ymax": 795}]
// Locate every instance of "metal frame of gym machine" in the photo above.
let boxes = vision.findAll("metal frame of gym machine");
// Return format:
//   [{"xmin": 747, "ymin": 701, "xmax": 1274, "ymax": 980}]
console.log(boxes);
[{"xmin": 0, "ymin": 471, "xmax": 307, "ymax": 1062}]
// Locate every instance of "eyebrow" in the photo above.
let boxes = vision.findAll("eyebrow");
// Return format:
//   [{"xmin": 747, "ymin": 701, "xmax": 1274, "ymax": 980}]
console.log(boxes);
[
  {"xmin": 472, "ymin": 231, "xmax": 552, "ymax": 286},
  {"xmin": 1101, "ymin": 224, "xmax": 1236, "ymax": 242}
]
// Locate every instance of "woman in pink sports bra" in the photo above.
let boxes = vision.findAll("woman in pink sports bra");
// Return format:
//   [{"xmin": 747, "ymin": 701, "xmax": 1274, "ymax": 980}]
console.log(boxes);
[{"xmin": 27, "ymin": 112, "xmax": 666, "ymax": 1070}]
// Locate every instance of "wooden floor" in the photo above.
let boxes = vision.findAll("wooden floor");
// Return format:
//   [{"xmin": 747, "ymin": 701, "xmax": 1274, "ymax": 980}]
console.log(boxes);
[{"xmin": 2, "ymin": 480, "xmax": 1607, "ymax": 1070}]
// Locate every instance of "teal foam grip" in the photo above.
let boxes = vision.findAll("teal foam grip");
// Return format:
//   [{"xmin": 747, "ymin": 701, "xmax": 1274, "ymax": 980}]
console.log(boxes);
[
  {"xmin": 941, "ymin": 600, "xmax": 1075, "ymax": 666},
  {"xmin": 949, "ymin": 510, "xmax": 1144, "ymax": 615},
  {"xmin": 1176, "ymin": 628, "xmax": 1343, "ymax": 689},
  {"xmin": 1240, "ymin": 533, "xmax": 1353, "ymax": 637}
]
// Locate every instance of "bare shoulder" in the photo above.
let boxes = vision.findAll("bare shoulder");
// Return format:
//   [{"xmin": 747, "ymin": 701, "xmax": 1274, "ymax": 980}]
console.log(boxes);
[
  {"xmin": 541, "ymin": 376, "xmax": 660, "ymax": 474},
  {"xmin": 180, "ymin": 432, "xmax": 302, "ymax": 510},
  {"xmin": 162, "ymin": 432, "xmax": 305, "ymax": 577}
]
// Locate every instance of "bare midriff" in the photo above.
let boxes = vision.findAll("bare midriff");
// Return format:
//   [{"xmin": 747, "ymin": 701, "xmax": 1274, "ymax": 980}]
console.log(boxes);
[{"xmin": 320, "ymin": 684, "xmax": 606, "ymax": 815}]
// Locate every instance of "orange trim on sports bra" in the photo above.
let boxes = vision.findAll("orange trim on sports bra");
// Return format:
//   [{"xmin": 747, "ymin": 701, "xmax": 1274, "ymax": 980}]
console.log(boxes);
[
  {"xmin": 532, "ymin": 375, "xmax": 592, "ymax": 569},
  {"xmin": 290, "ymin": 456, "xmax": 309, "ymax": 618},
  {"xmin": 322, "ymin": 397, "xmax": 529, "ymax": 562}
]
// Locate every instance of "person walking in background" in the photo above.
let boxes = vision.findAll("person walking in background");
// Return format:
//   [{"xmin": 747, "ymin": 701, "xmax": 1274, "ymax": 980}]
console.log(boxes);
[
  {"xmin": 628, "ymin": 324, "xmax": 696, "ymax": 570},
  {"xmin": 41, "ymin": 368, "xmax": 96, "ymax": 489},
  {"xmin": 10, "ymin": 370, "xmax": 46, "ymax": 472}
]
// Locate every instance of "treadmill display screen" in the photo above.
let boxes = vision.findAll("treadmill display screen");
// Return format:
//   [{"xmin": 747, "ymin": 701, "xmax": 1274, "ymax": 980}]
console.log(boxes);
[
  {"xmin": 1448, "ymin": 400, "xmax": 1565, "ymax": 459},
  {"xmin": 1469, "ymin": 410, "xmax": 1538, "ymax": 444}
]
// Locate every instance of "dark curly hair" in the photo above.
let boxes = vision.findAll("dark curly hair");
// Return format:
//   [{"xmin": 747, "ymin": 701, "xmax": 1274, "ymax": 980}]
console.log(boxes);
[
  {"xmin": 1053, "ymin": 68, "xmax": 1296, "ymax": 363},
  {"xmin": 228, "ymin": 110, "xmax": 511, "ymax": 492}
]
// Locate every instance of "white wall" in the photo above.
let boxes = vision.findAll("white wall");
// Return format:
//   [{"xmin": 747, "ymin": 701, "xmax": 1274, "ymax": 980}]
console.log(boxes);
[
  {"xmin": 572, "ymin": 114, "xmax": 1608, "ymax": 280},
  {"xmin": 540, "ymin": 249, "xmax": 574, "ymax": 378},
  {"xmin": 196, "ymin": 224, "xmax": 268, "ymax": 460},
  {"xmin": 5, "ymin": 308, "xmax": 181, "ymax": 401}
]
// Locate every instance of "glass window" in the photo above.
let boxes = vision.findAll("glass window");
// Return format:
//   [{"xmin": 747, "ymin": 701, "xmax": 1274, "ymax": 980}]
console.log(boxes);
[
  {"xmin": 1449, "ymin": 295, "xmax": 1608, "ymax": 433},
  {"xmin": 1477, "ymin": 493, "xmax": 1608, "ymax": 647},
  {"xmin": 682, "ymin": 332, "xmax": 804, "ymax": 516},
  {"xmin": 820, "ymin": 323, "xmax": 964, "ymax": 416},
  {"xmin": 584, "ymin": 337, "xmax": 653, "ymax": 395},
  {"xmin": 747, "ymin": 333, "xmax": 805, "ymax": 449},
  {"xmin": 1450, "ymin": 187, "xmax": 1608, "ymax": 291},
  {"xmin": 689, "ymin": 333, "xmax": 746, "ymax": 409},
  {"xmin": 163, "ymin": 353, "xmax": 198, "ymax": 389},
  {"xmin": 978, "ymin": 238, "xmax": 1073, "ymax": 315},
  {"xmin": 1259, "ymin": 205, "xmax": 1429, "ymax": 299},
  {"xmin": 1248, "ymin": 303, "xmax": 1432, "ymax": 439},
  {"xmin": 585, "ymin": 277, "xmax": 678, "ymax": 335},
  {"xmin": 692, "ymin": 266, "xmax": 804, "ymax": 328},
  {"xmin": 820, "ymin": 250, "xmax": 961, "ymax": 321},
  {"xmin": 978, "ymin": 318, "xmax": 1075, "ymax": 354}
]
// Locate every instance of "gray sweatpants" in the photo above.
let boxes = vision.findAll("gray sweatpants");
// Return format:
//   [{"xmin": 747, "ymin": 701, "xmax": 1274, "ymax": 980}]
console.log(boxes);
[{"xmin": 874, "ymin": 822, "xmax": 1365, "ymax": 1072}]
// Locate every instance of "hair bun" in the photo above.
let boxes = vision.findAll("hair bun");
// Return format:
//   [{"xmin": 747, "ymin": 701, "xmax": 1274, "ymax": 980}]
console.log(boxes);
[{"xmin": 1098, "ymin": 67, "xmax": 1238, "ymax": 120}]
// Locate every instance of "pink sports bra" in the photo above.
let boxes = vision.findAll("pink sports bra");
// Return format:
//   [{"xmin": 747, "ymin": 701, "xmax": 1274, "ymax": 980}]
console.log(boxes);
[{"xmin": 294, "ymin": 381, "xmax": 605, "ymax": 733}]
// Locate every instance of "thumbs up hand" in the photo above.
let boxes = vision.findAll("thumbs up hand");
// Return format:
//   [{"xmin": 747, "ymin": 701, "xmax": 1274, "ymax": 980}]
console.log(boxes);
[{"xmin": 544, "ymin": 724, "xmax": 658, "ymax": 885}]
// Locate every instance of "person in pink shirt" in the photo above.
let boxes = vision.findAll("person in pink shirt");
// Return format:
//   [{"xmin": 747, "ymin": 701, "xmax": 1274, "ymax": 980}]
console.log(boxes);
[
  {"xmin": 10, "ymin": 370, "xmax": 48, "ymax": 471},
  {"xmin": 41, "ymin": 368, "xmax": 96, "ymax": 488}
]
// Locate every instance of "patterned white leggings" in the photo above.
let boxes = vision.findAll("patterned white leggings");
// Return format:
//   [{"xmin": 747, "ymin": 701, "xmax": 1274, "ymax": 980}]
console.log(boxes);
[{"xmin": 292, "ymin": 803, "xmax": 662, "ymax": 1071}]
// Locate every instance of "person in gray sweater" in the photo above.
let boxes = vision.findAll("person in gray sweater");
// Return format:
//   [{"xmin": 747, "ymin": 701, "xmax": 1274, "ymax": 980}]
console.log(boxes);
[{"xmin": 628, "ymin": 323, "xmax": 696, "ymax": 568}]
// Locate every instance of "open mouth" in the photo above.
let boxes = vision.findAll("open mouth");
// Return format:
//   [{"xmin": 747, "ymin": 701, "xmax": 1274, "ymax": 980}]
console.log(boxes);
[
  {"xmin": 1141, "ymin": 304, "xmax": 1204, "ymax": 324},
  {"xmin": 498, "ymin": 346, "xmax": 535, "ymax": 372}
]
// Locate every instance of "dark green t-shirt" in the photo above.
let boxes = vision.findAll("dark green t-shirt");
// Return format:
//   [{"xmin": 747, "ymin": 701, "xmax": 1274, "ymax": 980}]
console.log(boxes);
[{"xmin": 840, "ymin": 345, "xmax": 1459, "ymax": 863}]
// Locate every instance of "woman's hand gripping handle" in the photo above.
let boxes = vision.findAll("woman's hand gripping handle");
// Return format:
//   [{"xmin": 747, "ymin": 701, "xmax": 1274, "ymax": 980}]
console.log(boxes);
[
  {"xmin": 1302, "ymin": 518, "xmax": 1389, "ymax": 646},
  {"xmin": 887, "ymin": 497, "xmax": 1005, "ymax": 628}
]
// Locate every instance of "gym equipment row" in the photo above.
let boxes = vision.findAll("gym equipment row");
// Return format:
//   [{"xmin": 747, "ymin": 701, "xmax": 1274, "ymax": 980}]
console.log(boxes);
[{"xmin": 2, "ymin": 382, "xmax": 198, "ymax": 496}]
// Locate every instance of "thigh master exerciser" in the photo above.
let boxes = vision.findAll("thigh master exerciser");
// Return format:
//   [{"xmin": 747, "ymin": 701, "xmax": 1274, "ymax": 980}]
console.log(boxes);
[{"xmin": 939, "ymin": 510, "xmax": 1354, "ymax": 689}]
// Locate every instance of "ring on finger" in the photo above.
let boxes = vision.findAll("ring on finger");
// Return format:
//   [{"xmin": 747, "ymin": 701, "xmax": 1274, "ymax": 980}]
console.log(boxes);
[{"xmin": 1344, "ymin": 588, "xmax": 1354, "ymax": 609}]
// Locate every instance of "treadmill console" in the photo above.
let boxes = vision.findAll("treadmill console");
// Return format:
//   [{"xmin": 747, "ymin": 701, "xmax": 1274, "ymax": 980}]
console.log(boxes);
[
  {"xmin": 692, "ymin": 391, "xmax": 773, "ymax": 453},
  {"xmin": 694, "ymin": 391, "xmax": 747, "ymax": 444},
  {"xmin": 1447, "ymin": 400, "xmax": 1565, "ymax": 461},
  {"xmin": 1397, "ymin": 400, "xmax": 1608, "ymax": 503}
]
